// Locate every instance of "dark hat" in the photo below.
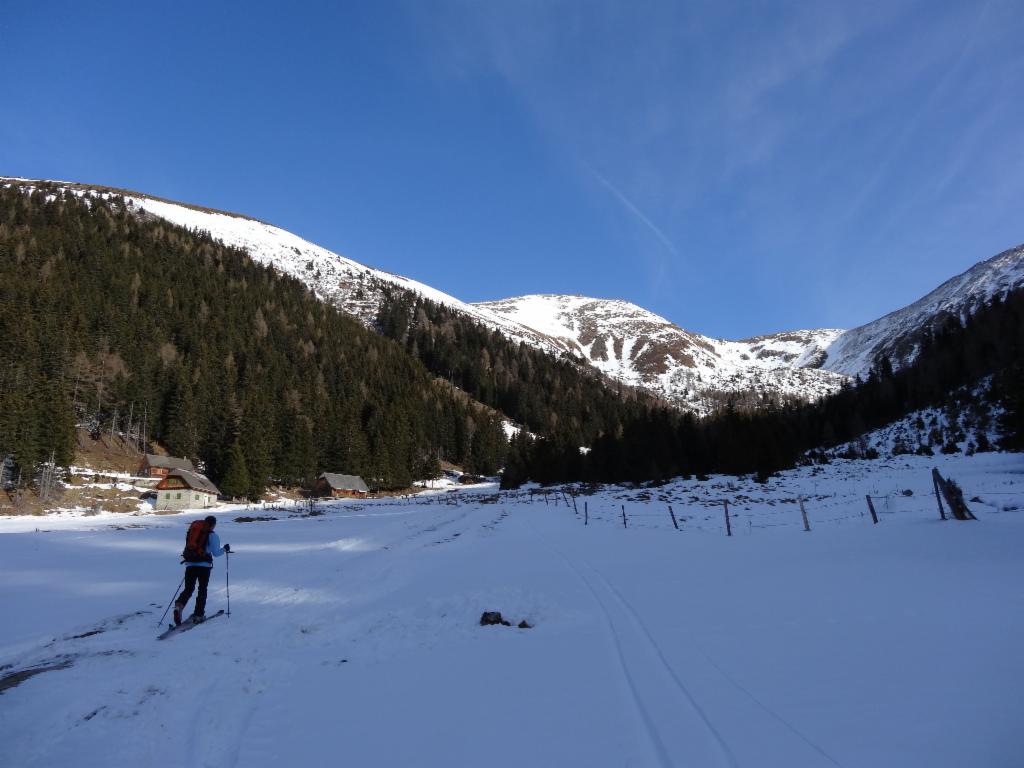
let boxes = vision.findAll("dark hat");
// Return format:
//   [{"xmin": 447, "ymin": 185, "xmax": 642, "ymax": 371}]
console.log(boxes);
[{"xmin": 205, "ymin": 515, "xmax": 217, "ymax": 527}]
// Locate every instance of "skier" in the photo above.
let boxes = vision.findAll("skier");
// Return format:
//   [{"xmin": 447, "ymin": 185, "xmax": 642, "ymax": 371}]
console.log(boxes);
[{"xmin": 173, "ymin": 515, "xmax": 230, "ymax": 625}]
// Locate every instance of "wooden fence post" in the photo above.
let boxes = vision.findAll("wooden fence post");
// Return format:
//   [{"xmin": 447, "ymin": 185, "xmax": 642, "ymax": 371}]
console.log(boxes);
[
  {"xmin": 621, "ymin": 504, "xmax": 628, "ymax": 529},
  {"xmin": 931, "ymin": 469, "xmax": 947, "ymax": 521},
  {"xmin": 932, "ymin": 468, "xmax": 977, "ymax": 521},
  {"xmin": 724, "ymin": 500, "xmax": 732, "ymax": 537},
  {"xmin": 584, "ymin": 501, "xmax": 588, "ymax": 526},
  {"xmin": 571, "ymin": 494, "xmax": 579, "ymax": 516},
  {"xmin": 668, "ymin": 505, "xmax": 679, "ymax": 530},
  {"xmin": 799, "ymin": 496, "xmax": 811, "ymax": 532},
  {"xmin": 865, "ymin": 495, "xmax": 879, "ymax": 525}
]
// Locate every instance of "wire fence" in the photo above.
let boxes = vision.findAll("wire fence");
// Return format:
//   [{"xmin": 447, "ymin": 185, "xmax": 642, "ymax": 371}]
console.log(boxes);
[
  {"xmin": 480, "ymin": 473, "xmax": 1021, "ymax": 536},
  {"xmin": 225, "ymin": 471, "xmax": 1021, "ymax": 536}
]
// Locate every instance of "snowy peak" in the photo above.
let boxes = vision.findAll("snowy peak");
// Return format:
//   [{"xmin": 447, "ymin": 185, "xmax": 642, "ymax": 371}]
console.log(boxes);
[
  {"xmin": 474, "ymin": 242, "xmax": 1024, "ymax": 408},
  {"xmin": 475, "ymin": 295, "xmax": 848, "ymax": 411}
]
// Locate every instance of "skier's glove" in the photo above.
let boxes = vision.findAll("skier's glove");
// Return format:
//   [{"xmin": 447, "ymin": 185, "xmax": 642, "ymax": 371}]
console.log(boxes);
[{"xmin": 224, "ymin": 543, "xmax": 231, "ymax": 552}]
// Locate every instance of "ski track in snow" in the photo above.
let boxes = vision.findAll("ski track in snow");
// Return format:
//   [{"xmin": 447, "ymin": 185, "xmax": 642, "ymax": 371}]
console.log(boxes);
[
  {"xmin": 537, "ymin": 532, "xmax": 739, "ymax": 768},
  {"xmin": 538, "ymin": 528, "xmax": 845, "ymax": 768},
  {"xmin": 590, "ymin": 564, "xmax": 844, "ymax": 768}
]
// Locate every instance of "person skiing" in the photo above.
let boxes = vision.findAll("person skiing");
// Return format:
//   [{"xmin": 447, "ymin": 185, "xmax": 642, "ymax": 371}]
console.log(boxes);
[{"xmin": 173, "ymin": 515, "xmax": 230, "ymax": 625}]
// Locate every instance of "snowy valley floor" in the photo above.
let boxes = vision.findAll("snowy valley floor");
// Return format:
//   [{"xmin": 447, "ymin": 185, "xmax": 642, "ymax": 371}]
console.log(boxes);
[{"xmin": 1, "ymin": 453, "xmax": 1022, "ymax": 768}]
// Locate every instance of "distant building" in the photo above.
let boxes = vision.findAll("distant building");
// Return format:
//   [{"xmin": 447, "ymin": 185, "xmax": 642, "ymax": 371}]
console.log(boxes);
[
  {"xmin": 139, "ymin": 454, "xmax": 195, "ymax": 479},
  {"xmin": 314, "ymin": 472, "xmax": 369, "ymax": 498},
  {"xmin": 155, "ymin": 469, "xmax": 220, "ymax": 511}
]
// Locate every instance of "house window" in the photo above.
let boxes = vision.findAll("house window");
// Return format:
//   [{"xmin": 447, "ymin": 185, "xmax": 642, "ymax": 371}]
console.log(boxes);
[
  {"xmin": 195, "ymin": 494, "xmax": 200, "ymax": 501},
  {"xmin": 176, "ymin": 492, "xmax": 181, "ymax": 500}
]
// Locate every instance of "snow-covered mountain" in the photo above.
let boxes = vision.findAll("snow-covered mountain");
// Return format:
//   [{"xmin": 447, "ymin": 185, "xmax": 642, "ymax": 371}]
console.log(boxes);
[
  {"xmin": 475, "ymin": 295, "xmax": 848, "ymax": 411},
  {"xmin": 475, "ymin": 247, "xmax": 1024, "ymax": 405},
  {"xmin": 5, "ymin": 178, "xmax": 1022, "ymax": 415}
]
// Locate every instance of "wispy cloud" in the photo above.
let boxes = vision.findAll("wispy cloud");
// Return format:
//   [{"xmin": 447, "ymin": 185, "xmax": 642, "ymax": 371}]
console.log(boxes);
[{"xmin": 585, "ymin": 164, "xmax": 679, "ymax": 259}]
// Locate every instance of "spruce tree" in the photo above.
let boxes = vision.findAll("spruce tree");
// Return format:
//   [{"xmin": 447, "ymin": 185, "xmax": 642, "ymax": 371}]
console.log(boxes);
[{"xmin": 219, "ymin": 442, "xmax": 251, "ymax": 500}]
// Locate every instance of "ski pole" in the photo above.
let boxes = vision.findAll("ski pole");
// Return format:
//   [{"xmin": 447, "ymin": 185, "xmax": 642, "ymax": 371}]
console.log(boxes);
[
  {"xmin": 226, "ymin": 550, "xmax": 231, "ymax": 617},
  {"xmin": 156, "ymin": 575, "xmax": 186, "ymax": 628}
]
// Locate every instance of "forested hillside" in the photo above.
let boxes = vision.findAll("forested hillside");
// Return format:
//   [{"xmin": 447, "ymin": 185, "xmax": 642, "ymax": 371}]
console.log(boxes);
[
  {"xmin": 0, "ymin": 186, "xmax": 512, "ymax": 494},
  {"xmin": 375, "ymin": 288, "xmax": 655, "ymax": 445},
  {"xmin": 503, "ymin": 288, "xmax": 1024, "ymax": 486}
]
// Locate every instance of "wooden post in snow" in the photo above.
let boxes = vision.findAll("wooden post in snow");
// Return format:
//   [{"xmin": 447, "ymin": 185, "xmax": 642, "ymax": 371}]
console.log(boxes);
[
  {"xmin": 931, "ymin": 469, "xmax": 947, "ymax": 521},
  {"xmin": 584, "ymin": 501, "xmax": 588, "ymax": 526},
  {"xmin": 668, "ymin": 505, "xmax": 679, "ymax": 530},
  {"xmin": 799, "ymin": 496, "xmax": 811, "ymax": 532},
  {"xmin": 932, "ymin": 468, "xmax": 977, "ymax": 521},
  {"xmin": 571, "ymin": 494, "xmax": 579, "ymax": 516},
  {"xmin": 865, "ymin": 495, "xmax": 879, "ymax": 525},
  {"xmin": 621, "ymin": 504, "xmax": 628, "ymax": 529},
  {"xmin": 724, "ymin": 500, "xmax": 732, "ymax": 537}
]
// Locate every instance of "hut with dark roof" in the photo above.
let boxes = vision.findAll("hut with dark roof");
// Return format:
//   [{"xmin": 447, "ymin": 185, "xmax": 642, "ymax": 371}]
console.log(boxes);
[
  {"xmin": 314, "ymin": 472, "xmax": 369, "ymax": 498},
  {"xmin": 139, "ymin": 453, "xmax": 195, "ymax": 479}
]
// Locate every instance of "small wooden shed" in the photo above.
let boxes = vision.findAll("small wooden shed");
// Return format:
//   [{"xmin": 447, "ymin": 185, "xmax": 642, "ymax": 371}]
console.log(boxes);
[
  {"xmin": 155, "ymin": 469, "xmax": 220, "ymax": 511},
  {"xmin": 140, "ymin": 454, "xmax": 195, "ymax": 479},
  {"xmin": 314, "ymin": 472, "xmax": 369, "ymax": 498}
]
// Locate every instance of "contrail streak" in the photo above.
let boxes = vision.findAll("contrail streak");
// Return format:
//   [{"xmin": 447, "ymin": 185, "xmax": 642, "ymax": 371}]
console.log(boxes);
[{"xmin": 588, "ymin": 167, "xmax": 679, "ymax": 258}]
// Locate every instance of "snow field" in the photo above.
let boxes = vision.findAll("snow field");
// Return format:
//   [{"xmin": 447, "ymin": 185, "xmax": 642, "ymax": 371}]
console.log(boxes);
[{"xmin": 1, "ymin": 453, "xmax": 1022, "ymax": 767}]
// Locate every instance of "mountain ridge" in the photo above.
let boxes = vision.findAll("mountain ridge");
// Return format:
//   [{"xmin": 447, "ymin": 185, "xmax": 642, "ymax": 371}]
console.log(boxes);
[
  {"xmin": 821, "ymin": 244, "xmax": 1024, "ymax": 376},
  {"xmin": 4, "ymin": 176, "xmax": 1021, "ymax": 415}
]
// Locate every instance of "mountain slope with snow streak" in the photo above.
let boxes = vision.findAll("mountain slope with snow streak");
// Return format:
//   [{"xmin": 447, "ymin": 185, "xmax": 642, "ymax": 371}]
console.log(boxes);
[
  {"xmin": 476, "ymin": 295, "xmax": 848, "ymax": 411},
  {"xmin": 0, "ymin": 177, "xmax": 574, "ymax": 361}
]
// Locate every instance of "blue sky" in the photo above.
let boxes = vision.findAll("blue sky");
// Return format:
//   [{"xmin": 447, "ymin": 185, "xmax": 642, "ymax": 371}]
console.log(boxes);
[{"xmin": 2, "ymin": 1, "xmax": 1022, "ymax": 338}]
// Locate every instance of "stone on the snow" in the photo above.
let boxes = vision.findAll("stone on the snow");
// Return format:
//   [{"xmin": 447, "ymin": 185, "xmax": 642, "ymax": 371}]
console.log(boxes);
[{"xmin": 479, "ymin": 611, "xmax": 511, "ymax": 626}]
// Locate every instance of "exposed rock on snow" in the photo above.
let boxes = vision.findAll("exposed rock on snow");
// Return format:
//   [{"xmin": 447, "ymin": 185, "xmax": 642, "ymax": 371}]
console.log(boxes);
[
  {"xmin": 479, "ymin": 611, "xmax": 511, "ymax": 627},
  {"xmin": 476, "ymin": 294, "xmax": 849, "ymax": 413}
]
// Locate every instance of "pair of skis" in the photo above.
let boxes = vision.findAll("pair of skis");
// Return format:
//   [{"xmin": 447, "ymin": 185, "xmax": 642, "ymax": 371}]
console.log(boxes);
[{"xmin": 157, "ymin": 609, "xmax": 226, "ymax": 640}]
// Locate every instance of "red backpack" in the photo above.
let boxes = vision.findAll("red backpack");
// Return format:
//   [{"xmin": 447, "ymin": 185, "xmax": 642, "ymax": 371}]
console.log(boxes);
[{"xmin": 181, "ymin": 520, "xmax": 212, "ymax": 563}]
